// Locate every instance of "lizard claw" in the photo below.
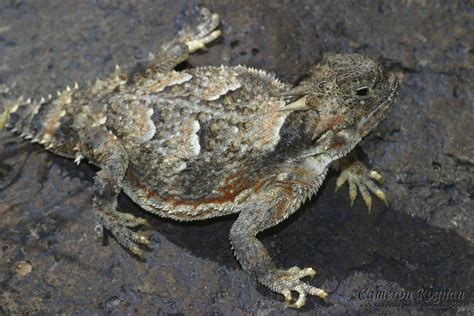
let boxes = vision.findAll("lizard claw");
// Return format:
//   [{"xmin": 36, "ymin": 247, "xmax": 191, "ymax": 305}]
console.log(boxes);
[
  {"xmin": 336, "ymin": 160, "xmax": 388, "ymax": 211},
  {"xmin": 265, "ymin": 266, "xmax": 328, "ymax": 309},
  {"xmin": 96, "ymin": 210, "xmax": 150, "ymax": 257}
]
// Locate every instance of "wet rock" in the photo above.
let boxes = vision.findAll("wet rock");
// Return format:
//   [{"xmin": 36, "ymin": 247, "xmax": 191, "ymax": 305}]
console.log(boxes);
[{"xmin": 0, "ymin": 0, "xmax": 472, "ymax": 314}]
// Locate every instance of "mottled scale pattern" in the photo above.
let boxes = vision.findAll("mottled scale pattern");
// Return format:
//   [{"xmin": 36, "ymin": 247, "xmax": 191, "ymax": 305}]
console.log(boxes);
[
  {"xmin": 108, "ymin": 66, "xmax": 291, "ymax": 205},
  {"xmin": 2, "ymin": 64, "xmax": 289, "ymax": 209}
]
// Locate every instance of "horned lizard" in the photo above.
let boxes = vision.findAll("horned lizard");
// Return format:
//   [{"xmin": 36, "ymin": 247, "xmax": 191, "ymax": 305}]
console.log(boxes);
[{"xmin": 0, "ymin": 8, "xmax": 399, "ymax": 308}]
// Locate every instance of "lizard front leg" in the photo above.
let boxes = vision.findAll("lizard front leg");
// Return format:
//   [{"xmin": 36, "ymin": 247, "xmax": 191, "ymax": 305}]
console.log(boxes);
[
  {"xmin": 230, "ymin": 180, "xmax": 328, "ymax": 308},
  {"xmin": 81, "ymin": 127, "xmax": 150, "ymax": 257}
]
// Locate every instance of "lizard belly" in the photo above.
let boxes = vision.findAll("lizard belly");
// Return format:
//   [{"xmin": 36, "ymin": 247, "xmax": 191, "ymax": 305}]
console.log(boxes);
[{"xmin": 122, "ymin": 169, "xmax": 244, "ymax": 221}]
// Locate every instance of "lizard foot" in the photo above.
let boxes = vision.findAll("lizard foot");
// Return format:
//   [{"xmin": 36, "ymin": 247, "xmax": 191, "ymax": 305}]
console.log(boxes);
[
  {"xmin": 96, "ymin": 210, "xmax": 150, "ymax": 257},
  {"xmin": 178, "ymin": 7, "xmax": 222, "ymax": 53},
  {"xmin": 335, "ymin": 160, "xmax": 388, "ymax": 211},
  {"xmin": 265, "ymin": 266, "xmax": 328, "ymax": 309}
]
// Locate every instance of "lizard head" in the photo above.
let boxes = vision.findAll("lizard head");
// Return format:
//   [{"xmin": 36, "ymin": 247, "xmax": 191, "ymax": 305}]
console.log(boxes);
[{"xmin": 280, "ymin": 53, "xmax": 399, "ymax": 157}]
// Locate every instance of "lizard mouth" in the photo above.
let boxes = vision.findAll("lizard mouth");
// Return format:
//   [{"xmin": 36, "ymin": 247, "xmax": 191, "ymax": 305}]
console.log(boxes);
[{"xmin": 357, "ymin": 72, "xmax": 399, "ymax": 138}]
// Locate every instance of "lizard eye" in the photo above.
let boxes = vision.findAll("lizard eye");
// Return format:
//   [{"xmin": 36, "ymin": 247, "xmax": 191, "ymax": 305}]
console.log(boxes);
[{"xmin": 355, "ymin": 86, "xmax": 370, "ymax": 97}]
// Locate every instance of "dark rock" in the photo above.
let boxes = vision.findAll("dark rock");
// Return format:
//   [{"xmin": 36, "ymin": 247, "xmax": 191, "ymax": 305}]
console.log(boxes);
[{"xmin": 0, "ymin": 0, "xmax": 472, "ymax": 314}]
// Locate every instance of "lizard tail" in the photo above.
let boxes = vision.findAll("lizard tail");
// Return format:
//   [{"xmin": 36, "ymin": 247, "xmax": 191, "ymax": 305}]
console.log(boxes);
[
  {"xmin": 0, "ymin": 83, "xmax": 81, "ymax": 156},
  {"xmin": 0, "ymin": 84, "xmax": 17, "ymax": 129},
  {"xmin": 0, "ymin": 84, "xmax": 46, "ymax": 141}
]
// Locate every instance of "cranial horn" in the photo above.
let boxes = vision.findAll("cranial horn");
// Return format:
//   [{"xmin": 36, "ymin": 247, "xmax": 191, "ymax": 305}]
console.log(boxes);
[{"xmin": 277, "ymin": 96, "xmax": 309, "ymax": 112}]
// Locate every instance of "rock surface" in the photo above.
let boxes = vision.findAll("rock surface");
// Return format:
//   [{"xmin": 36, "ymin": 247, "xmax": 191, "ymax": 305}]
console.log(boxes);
[{"xmin": 0, "ymin": 0, "xmax": 472, "ymax": 314}]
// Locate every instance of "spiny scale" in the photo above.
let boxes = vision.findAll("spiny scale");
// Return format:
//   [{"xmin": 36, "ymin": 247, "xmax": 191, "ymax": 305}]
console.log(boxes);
[{"xmin": 0, "ymin": 75, "xmax": 88, "ymax": 156}]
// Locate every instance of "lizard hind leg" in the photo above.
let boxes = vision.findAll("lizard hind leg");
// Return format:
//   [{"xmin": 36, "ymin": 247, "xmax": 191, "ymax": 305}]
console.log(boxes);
[
  {"xmin": 229, "ymin": 183, "xmax": 328, "ymax": 308},
  {"xmin": 176, "ymin": 7, "xmax": 222, "ymax": 53},
  {"xmin": 143, "ymin": 7, "xmax": 221, "ymax": 75}
]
